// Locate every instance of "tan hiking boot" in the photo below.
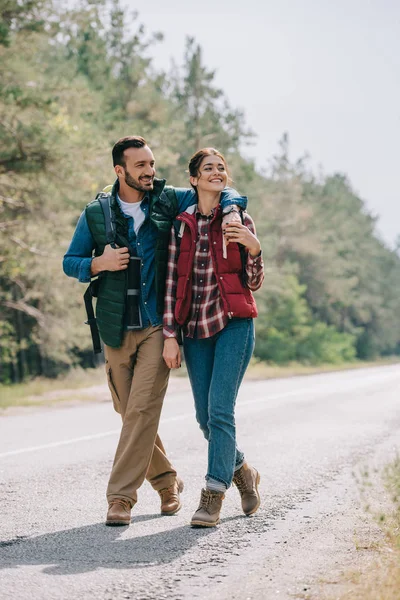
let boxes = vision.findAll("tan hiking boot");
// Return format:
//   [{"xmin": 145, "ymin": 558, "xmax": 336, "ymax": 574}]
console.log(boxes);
[
  {"xmin": 106, "ymin": 498, "xmax": 132, "ymax": 526},
  {"xmin": 232, "ymin": 463, "xmax": 261, "ymax": 516},
  {"xmin": 190, "ymin": 488, "xmax": 225, "ymax": 527},
  {"xmin": 159, "ymin": 477, "xmax": 184, "ymax": 515}
]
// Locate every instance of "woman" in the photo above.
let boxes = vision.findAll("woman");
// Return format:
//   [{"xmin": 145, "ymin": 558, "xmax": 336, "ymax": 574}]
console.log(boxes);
[{"xmin": 163, "ymin": 148, "xmax": 264, "ymax": 527}]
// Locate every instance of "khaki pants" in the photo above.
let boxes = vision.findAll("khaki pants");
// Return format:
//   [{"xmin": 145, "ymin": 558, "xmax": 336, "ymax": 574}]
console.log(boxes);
[{"xmin": 104, "ymin": 325, "xmax": 177, "ymax": 506}]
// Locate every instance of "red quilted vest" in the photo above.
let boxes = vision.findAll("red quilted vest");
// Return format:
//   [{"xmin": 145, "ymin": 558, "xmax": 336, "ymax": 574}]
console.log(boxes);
[{"xmin": 174, "ymin": 206, "xmax": 258, "ymax": 326}]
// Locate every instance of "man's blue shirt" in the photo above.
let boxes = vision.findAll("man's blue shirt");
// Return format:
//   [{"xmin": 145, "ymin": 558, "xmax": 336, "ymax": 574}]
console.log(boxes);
[{"xmin": 63, "ymin": 186, "xmax": 247, "ymax": 328}]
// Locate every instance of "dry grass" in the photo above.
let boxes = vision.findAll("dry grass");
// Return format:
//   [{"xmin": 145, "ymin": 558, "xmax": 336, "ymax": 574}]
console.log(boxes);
[
  {"xmin": 245, "ymin": 356, "xmax": 400, "ymax": 380},
  {"xmin": 1, "ymin": 357, "xmax": 399, "ymax": 410},
  {"xmin": 354, "ymin": 459, "xmax": 400, "ymax": 599},
  {"xmin": 336, "ymin": 552, "xmax": 400, "ymax": 600},
  {"xmin": 0, "ymin": 366, "xmax": 105, "ymax": 409},
  {"xmin": 309, "ymin": 457, "xmax": 400, "ymax": 600}
]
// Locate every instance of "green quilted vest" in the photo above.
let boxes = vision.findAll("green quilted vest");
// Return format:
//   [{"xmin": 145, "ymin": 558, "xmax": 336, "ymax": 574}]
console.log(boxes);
[{"xmin": 85, "ymin": 178, "xmax": 178, "ymax": 348}]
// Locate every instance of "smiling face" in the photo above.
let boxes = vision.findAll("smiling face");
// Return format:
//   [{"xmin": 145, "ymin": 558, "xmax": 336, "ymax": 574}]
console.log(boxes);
[
  {"xmin": 189, "ymin": 152, "xmax": 228, "ymax": 194},
  {"xmin": 114, "ymin": 145, "xmax": 156, "ymax": 193}
]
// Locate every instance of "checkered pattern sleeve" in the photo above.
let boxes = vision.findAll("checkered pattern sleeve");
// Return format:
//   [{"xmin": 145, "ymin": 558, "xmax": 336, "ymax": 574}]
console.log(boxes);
[
  {"xmin": 163, "ymin": 225, "xmax": 179, "ymax": 339},
  {"xmin": 243, "ymin": 213, "xmax": 264, "ymax": 292}
]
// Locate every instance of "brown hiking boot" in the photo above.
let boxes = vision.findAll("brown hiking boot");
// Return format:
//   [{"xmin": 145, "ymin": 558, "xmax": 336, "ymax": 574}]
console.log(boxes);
[
  {"xmin": 232, "ymin": 463, "xmax": 261, "ymax": 516},
  {"xmin": 159, "ymin": 477, "xmax": 184, "ymax": 515},
  {"xmin": 190, "ymin": 488, "xmax": 225, "ymax": 527},
  {"xmin": 106, "ymin": 498, "xmax": 132, "ymax": 526}
]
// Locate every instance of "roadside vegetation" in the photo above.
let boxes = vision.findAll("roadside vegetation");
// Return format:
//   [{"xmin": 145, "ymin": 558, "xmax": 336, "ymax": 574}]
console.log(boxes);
[
  {"xmin": 341, "ymin": 457, "xmax": 400, "ymax": 600},
  {"xmin": 309, "ymin": 456, "xmax": 400, "ymax": 600},
  {"xmin": 0, "ymin": 366, "xmax": 104, "ymax": 409},
  {"xmin": 1, "ymin": 0, "xmax": 400, "ymax": 385},
  {"xmin": 1, "ymin": 357, "xmax": 399, "ymax": 410}
]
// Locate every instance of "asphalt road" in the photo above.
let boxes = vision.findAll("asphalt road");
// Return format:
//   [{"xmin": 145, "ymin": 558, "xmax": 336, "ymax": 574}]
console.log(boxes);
[{"xmin": 1, "ymin": 364, "xmax": 400, "ymax": 600}]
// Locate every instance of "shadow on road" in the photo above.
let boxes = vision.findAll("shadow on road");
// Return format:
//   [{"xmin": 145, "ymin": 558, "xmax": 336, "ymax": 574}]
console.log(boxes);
[{"xmin": 0, "ymin": 517, "xmax": 215, "ymax": 575}]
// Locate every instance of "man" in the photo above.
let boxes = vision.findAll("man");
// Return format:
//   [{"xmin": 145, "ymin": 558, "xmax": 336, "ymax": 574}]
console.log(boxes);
[{"xmin": 63, "ymin": 136, "xmax": 247, "ymax": 526}]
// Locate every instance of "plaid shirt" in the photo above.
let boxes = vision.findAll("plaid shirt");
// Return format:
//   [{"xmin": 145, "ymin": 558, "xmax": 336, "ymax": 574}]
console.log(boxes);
[{"xmin": 163, "ymin": 208, "xmax": 264, "ymax": 340}]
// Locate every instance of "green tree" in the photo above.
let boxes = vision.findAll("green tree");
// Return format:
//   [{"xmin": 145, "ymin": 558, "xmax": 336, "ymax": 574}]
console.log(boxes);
[
  {"xmin": 1, "ymin": 0, "xmax": 399, "ymax": 382},
  {"xmin": 0, "ymin": 0, "xmax": 48, "ymax": 46},
  {"xmin": 169, "ymin": 36, "xmax": 253, "ymax": 166}
]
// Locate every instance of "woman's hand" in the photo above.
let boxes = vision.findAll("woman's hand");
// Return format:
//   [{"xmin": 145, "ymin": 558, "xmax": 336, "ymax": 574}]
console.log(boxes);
[
  {"xmin": 163, "ymin": 338, "xmax": 181, "ymax": 369},
  {"xmin": 223, "ymin": 222, "xmax": 261, "ymax": 257},
  {"xmin": 222, "ymin": 208, "xmax": 242, "ymax": 229}
]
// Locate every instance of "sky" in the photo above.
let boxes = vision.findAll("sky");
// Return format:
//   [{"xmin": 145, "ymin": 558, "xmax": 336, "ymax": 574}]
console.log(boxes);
[{"xmin": 122, "ymin": 0, "xmax": 400, "ymax": 247}]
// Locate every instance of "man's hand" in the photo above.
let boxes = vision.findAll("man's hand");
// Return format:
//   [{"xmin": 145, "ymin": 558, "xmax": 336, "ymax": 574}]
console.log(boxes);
[
  {"xmin": 223, "ymin": 222, "xmax": 261, "ymax": 257},
  {"xmin": 163, "ymin": 338, "xmax": 181, "ymax": 369},
  {"xmin": 91, "ymin": 244, "xmax": 130, "ymax": 276}
]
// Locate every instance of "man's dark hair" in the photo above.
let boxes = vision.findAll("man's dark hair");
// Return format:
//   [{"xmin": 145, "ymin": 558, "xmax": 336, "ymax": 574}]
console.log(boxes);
[{"xmin": 112, "ymin": 136, "xmax": 147, "ymax": 167}]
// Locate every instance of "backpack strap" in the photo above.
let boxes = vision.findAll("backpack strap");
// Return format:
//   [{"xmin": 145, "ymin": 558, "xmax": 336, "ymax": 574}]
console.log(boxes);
[
  {"xmin": 84, "ymin": 279, "xmax": 102, "ymax": 354},
  {"xmin": 97, "ymin": 193, "xmax": 116, "ymax": 247},
  {"xmin": 84, "ymin": 193, "xmax": 116, "ymax": 355}
]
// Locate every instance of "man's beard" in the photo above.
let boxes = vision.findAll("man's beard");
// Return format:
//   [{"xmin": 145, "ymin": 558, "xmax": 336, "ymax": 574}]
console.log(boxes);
[{"xmin": 124, "ymin": 169, "xmax": 154, "ymax": 193}]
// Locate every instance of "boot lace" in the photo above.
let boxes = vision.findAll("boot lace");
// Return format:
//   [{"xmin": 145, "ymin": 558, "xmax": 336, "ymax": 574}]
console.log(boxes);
[
  {"xmin": 159, "ymin": 485, "xmax": 178, "ymax": 502},
  {"xmin": 109, "ymin": 498, "xmax": 131, "ymax": 510},
  {"xmin": 233, "ymin": 469, "xmax": 248, "ymax": 495},
  {"xmin": 199, "ymin": 489, "xmax": 220, "ymax": 510}
]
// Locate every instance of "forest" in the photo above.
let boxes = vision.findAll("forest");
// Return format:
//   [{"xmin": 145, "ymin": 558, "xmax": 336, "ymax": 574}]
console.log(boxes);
[{"xmin": 1, "ymin": 0, "xmax": 400, "ymax": 383}]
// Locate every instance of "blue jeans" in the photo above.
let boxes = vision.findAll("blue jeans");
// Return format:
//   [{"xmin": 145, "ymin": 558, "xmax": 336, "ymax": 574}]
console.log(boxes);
[{"xmin": 183, "ymin": 318, "xmax": 255, "ymax": 488}]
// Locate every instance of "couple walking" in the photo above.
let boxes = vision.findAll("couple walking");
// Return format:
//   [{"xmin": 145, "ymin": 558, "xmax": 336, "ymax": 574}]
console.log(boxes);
[{"xmin": 63, "ymin": 136, "xmax": 264, "ymax": 528}]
